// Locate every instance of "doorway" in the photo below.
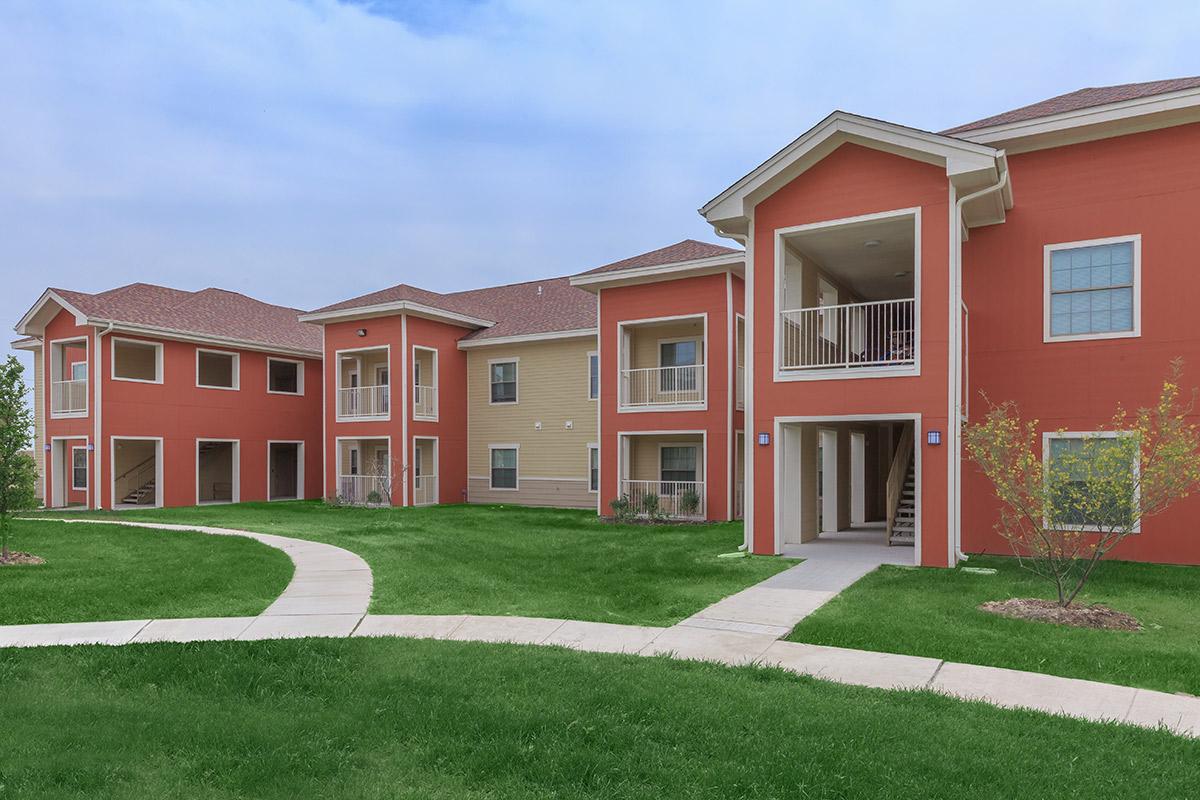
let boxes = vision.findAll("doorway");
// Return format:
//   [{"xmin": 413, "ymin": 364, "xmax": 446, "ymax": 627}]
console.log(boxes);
[
  {"xmin": 268, "ymin": 441, "xmax": 303, "ymax": 501},
  {"xmin": 197, "ymin": 440, "xmax": 238, "ymax": 504}
]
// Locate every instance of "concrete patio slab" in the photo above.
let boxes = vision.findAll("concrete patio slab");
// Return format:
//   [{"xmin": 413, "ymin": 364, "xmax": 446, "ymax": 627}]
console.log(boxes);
[
  {"xmin": 0, "ymin": 619, "xmax": 150, "ymax": 648},
  {"xmin": 640, "ymin": 626, "xmax": 777, "ymax": 666},
  {"xmin": 354, "ymin": 615, "xmax": 467, "ymax": 640},
  {"xmin": 759, "ymin": 640, "xmax": 943, "ymax": 691},
  {"xmin": 237, "ymin": 613, "xmax": 364, "ymax": 641},
  {"xmin": 132, "ymin": 617, "xmax": 257, "ymax": 644},
  {"xmin": 450, "ymin": 616, "xmax": 566, "ymax": 645},
  {"xmin": 542, "ymin": 620, "xmax": 664, "ymax": 654}
]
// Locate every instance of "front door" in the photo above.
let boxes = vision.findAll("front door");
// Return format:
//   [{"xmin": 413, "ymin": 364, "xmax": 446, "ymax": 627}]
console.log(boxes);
[{"xmin": 269, "ymin": 443, "xmax": 299, "ymax": 500}]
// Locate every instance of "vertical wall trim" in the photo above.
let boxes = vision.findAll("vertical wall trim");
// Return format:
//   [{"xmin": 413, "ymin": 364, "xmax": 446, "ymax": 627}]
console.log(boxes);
[
  {"xmin": 725, "ymin": 270, "xmax": 734, "ymax": 521},
  {"xmin": 400, "ymin": 314, "xmax": 410, "ymax": 507}
]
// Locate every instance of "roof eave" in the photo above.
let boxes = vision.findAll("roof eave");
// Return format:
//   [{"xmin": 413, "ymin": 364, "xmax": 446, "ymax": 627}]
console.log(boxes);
[
  {"xmin": 457, "ymin": 327, "xmax": 597, "ymax": 349},
  {"xmin": 13, "ymin": 289, "xmax": 89, "ymax": 336},
  {"xmin": 94, "ymin": 320, "xmax": 322, "ymax": 359},
  {"xmin": 570, "ymin": 253, "xmax": 745, "ymax": 292},
  {"xmin": 299, "ymin": 300, "xmax": 494, "ymax": 329}
]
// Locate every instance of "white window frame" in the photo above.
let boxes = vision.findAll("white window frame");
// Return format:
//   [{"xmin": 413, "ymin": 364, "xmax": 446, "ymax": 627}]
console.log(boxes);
[
  {"xmin": 658, "ymin": 443, "xmax": 701, "ymax": 483},
  {"xmin": 1042, "ymin": 430, "xmax": 1141, "ymax": 533},
  {"xmin": 110, "ymin": 336, "xmax": 164, "ymax": 384},
  {"xmin": 334, "ymin": 346, "xmax": 391, "ymax": 423},
  {"xmin": 49, "ymin": 335, "xmax": 89, "ymax": 419},
  {"xmin": 413, "ymin": 344, "xmax": 439, "ymax": 422},
  {"xmin": 70, "ymin": 445, "xmax": 88, "ymax": 491},
  {"xmin": 195, "ymin": 438, "xmax": 241, "ymax": 505},
  {"xmin": 195, "ymin": 347, "xmax": 240, "ymax": 391},
  {"xmin": 109, "ymin": 435, "xmax": 164, "ymax": 509},
  {"xmin": 587, "ymin": 351, "xmax": 599, "ymax": 401},
  {"xmin": 587, "ymin": 443, "xmax": 599, "ymax": 493},
  {"xmin": 488, "ymin": 444, "xmax": 520, "ymax": 491},
  {"xmin": 266, "ymin": 357, "xmax": 305, "ymax": 396},
  {"xmin": 1043, "ymin": 234, "xmax": 1141, "ymax": 343},
  {"xmin": 488, "ymin": 358, "xmax": 519, "ymax": 406}
]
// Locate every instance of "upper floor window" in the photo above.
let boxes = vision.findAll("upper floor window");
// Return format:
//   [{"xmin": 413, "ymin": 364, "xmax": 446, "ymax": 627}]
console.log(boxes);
[
  {"xmin": 490, "ymin": 360, "xmax": 517, "ymax": 404},
  {"xmin": 588, "ymin": 352, "xmax": 599, "ymax": 400},
  {"xmin": 1045, "ymin": 236, "xmax": 1140, "ymax": 342},
  {"xmin": 112, "ymin": 338, "xmax": 162, "ymax": 383},
  {"xmin": 197, "ymin": 349, "xmax": 239, "ymax": 390},
  {"xmin": 267, "ymin": 358, "xmax": 302, "ymax": 395}
]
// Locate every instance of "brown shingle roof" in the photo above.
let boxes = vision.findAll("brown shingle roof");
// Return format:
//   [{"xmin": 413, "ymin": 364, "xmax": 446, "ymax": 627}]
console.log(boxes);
[
  {"xmin": 945, "ymin": 76, "xmax": 1200, "ymax": 135},
  {"xmin": 577, "ymin": 239, "xmax": 742, "ymax": 276},
  {"xmin": 48, "ymin": 283, "xmax": 322, "ymax": 354}
]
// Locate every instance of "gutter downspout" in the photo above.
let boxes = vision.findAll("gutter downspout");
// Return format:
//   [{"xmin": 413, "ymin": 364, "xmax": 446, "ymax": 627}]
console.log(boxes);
[
  {"xmin": 950, "ymin": 155, "xmax": 1010, "ymax": 562},
  {"xmin": 716, "ymin": 225, "xmax": 750, "ymax": 551},
  {"xmin": 93, "ymin": 321, "xmax": 114, "ymax": 510}
]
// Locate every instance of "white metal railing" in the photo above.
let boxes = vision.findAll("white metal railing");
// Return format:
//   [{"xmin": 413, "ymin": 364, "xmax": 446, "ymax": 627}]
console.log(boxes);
[
  {"xmin": 620, "ymin": 479, "xmax": 706, "ymax": 519},
  {"xmin": 413, "ymin": 384, "xmax": 438, "ymax": 420},
  {"xmin": 736, "ymin": 365, "xmax": 745, "ymax": 410},
  {"xmin": 51, "ymin": 378, "xmax": 88, "ymax": 414},
  {"xmin": 413, "ymin": 474, "xmax": 438, "ymax": 506},
  {"xmin": 779, "ymin": 298, "xmax": 915, "ymax": 370},
  {"xmin": 337, "ymin": 474, "xmax": 390, "ymax": 506},
  {"xmin": 337, "ymin": 384, "xmax": 389, "ymax": 418},
  {"xmin": 619, "ymin": 365, "xmax": 706, "ymax": 407}
]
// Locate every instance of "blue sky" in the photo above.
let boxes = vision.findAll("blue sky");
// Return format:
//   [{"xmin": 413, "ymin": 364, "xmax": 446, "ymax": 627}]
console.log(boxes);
[{"xmin": 3, "ymin": 0, "xmax": 1198, "ymax": 375}]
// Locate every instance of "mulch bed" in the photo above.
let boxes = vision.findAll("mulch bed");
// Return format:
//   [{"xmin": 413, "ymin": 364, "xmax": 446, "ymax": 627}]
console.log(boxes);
[
  {"xmin": 979, "ymin": 598, "xmax": 1142, "ymax": 631},
  {"xmin": 0, "ymin": 552, "xmax": 46, "ymax": 566}
]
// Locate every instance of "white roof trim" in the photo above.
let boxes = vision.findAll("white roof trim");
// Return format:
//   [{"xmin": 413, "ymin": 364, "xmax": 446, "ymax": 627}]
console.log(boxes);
[
  {"xmin": 13, "ymin": 289, "xmax": 89, "ymax": 335},
  {"xmin": 570, "ymin": 252, "xmax": 744, "ymax": 291},
  {"xmin": 457, "ymin": 327, "xmax": 597, "ymax": 349},
  {"xmin": 10, "ymin": 337, "xmax": 42, "ymax": 351},
  {"xmin": 93, "ymin": 321, "xmax": 321, "ymax": 359},
  {"xmin": 953, "ymin": 85, "xmax": 1200, "ymax": 147},
  {"xmin": 299, "ymin": 300, "xmax": 495, "ymax": 329},
  {"xmin": 700, "ymin": 111, "xmax": 1002, "ymax": 224}
]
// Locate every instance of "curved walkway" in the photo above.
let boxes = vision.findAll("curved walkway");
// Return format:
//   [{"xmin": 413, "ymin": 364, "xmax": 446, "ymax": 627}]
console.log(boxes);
[{"xmin": 0, "ymin": 519, "xmax": 1195, "ymax": 738}]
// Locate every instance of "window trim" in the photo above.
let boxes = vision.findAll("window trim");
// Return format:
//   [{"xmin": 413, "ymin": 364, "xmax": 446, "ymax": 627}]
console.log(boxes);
[
  {"xmin": 110, "ymin": 336, "xmax": 164, "ymax": 384},
  {"xmin": 587, "ymin": 351, "xmax": 599, "ymax": 401},
  {"xmin": 71, "ymin": 445, "xmax": 88, "ymax": 491},
  {"xmin": 488, "ymin": 444, "xmax": 520, "ymax": 491},
  {"xmin": 266, "ymin": 357, "xmax": 304, "ymax": 396},
  {"xmin": 488, "ymin": 357, "xmax": 519, "ymax": 406},
  {"xmin": 1042, "ymin": 430, "xmax": 1141, "ymax": 533},
  {"xmin": 1043, "ymin": 234, "xmax": 1141, "ymax": 343},
  {"xmin": 413, "ymin": 344, "xmax": 439, "ymax": 422},
  {"xmin": 587, "ymin": 443, "xmax": 599, "ymax": 493},
  {"xmin": 48, "ymin": 335, "xmax": 90, "ymax": 419},
  {"xmin": 195, "ymin": 347, "xmax": 240, "ymax": 391}
]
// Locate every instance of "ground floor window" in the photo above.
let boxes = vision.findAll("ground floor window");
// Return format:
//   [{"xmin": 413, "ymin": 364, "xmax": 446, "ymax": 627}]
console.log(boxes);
[
  {"xmin": 71, "ymin": 446, "xmax": 88, "ymax": 490},
  {"xmin": 490, "ymin": 447, "xmax": 517, "ymax": 489},
  {"xmin": 588, "ymin": 445, "xmax": 599, "ymax": 492},
  {"xmin": 1045, "ymin": 432, "xmax": 1138, "ymax": 530},
  {"xmin": 660, "ymin": 446, "xmax": 698, "ymax": 483}
]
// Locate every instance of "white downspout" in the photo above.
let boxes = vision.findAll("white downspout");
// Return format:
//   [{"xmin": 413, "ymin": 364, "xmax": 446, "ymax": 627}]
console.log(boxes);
[
  {"xmin": 950, "ymin": 156, "xmax": 1010, "ymax": 562},
  {"xmin": 717, "ymin": 225, "xmax": 750, "ymax": 550},
  {"xmin": 93, "ymin": 321, "xmax": 114, "ymax": 509}
]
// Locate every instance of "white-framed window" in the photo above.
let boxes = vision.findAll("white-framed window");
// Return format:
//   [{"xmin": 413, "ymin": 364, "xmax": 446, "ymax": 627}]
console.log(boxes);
[
  {"xmin": 1045, "ymin": 235, "xmax": 1140, "ymax": 342},
  {"xmin": 70, "ymin": 361, "xmax": 88, "ymax": 382},
  {"xmin": 588, "ymin": 444, "xmax": 599, "ymax": 493},
  {"xmin": 1043, "ymin": 431, "xmax": 1140, "ymax": 532},
  {"xmin": 660, "ymin": 445, "xmax": 698, "ymax": 483},
  {"xmin": 196, "ymin": 348, "xmax": 240, "ymax": 390},
  {"xmin": 414, "ymin": 360, "xmax": 421, "ymax": 393},
  {"xmin": 489, "ymin": 445, "xmax": 518, "ymax": 490},
  {"xmin": 587, "ymin": 352, "xmax": 599, "ymax": 400},
  {"xmin": 489, "ymin": 360, "xmax": 518, "ymax": 404},
  {"xmin": 71, "ymin": 446, "xmax": 88, "ymax": 491},
  {"xmin": 658, "ymin": 338, "xmax": 699, "ymax": 392},
  {"xmin": 267, "ymin": 358, "xmax": 303, "ymax": 395},
  {"xmin": 111, "ymin": 337, "xmax": 163, "ymax": 383}
]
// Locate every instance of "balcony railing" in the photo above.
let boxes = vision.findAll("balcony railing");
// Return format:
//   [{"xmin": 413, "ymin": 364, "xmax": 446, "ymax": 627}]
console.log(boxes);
[
  {"xmin": 337, "ymin": 474, "xmax": 390, "ymax": 505},
  {"xmin": 337, "ymin": 384, "xmax": 389, "ymax": 418},
  {"xmin": 619, "ymin": 479, "xmax": 706, "ymax": 519},
  {"xmin": 736, "ymin": 365, "xmax": 745, "ymax": 410},
  {"xmin": 51, "ymin": 378, "xmax": 88, "ymax": 415},
  {"xmin": 619, "ymin": 365, "xmax": 706, "ymax": 408},
  {"xmin": 413, "ymin": 384, "xmax": 438, "ymax": 420},
  {"xmin": 780, "ymin": 298, "xmax": 915, "ymax": 371},
  {"xmin": 413, "ymin": 474, "xmax": 438, "ymax": 506}
]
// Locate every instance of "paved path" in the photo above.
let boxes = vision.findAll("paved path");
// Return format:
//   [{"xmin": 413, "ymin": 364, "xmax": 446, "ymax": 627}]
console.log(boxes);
[{"xmin": 1, "ymin": 519, "xmax": 1195, "ymax": 738}]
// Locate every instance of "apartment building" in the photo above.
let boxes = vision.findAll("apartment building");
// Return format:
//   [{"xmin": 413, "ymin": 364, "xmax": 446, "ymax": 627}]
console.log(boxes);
[{"xmin": 12, "ymin": 76, "xmax": 1200, "ymax": 566}]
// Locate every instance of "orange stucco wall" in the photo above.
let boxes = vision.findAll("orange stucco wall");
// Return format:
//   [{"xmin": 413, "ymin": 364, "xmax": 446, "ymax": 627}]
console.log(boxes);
[
  {"xmin": 962, "ymin": 121, "xmax": 1200, "ymax": 565},
  {"xmin": 750, "ymin": 143, "xmax": 952, "ymax": 565}
]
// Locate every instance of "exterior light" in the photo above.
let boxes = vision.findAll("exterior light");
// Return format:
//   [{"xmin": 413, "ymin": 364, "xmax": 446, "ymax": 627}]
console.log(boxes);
[
  {"xmin": 927, "ymin": 430, "xmax": 942, "ymax": 446},
  {"xmin": 356, "ymin": 328, "xmax": 367, "ymax": 337},
  {"xmin": 758, "ymin": 432, "xmax": 771, "ymax": 446},
  {"xmin": 863, "ymin": 239, "xmax": 882, "ymax": 248}
]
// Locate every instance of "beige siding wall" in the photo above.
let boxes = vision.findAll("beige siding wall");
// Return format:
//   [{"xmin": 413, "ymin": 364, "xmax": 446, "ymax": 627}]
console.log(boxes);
[
  {"xmin": 466, "ymin": 336, "xmax": 597, "ymax": 509},
  {"xmin": 338, "ymin": 348, "xmax": 389, "ymax": 387},
  {"xmin": 629, "ymin": 318, "xmax": 705, "ymax": 369},
  {"xmin": 627, "ymin": 434, "xmax": 704, "ymax": 482}
]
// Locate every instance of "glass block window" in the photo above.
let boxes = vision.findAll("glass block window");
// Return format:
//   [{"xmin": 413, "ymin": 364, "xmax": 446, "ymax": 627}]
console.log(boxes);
[{"xmin": 1049, "ymin": 240, "xmax": 1136, "ymax": 337}]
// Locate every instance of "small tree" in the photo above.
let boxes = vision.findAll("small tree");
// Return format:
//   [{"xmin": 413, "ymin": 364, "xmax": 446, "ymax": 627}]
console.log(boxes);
[
  {"xmin": 0, "ymin": 357, "xmax": 38, "ymax": 562},
  {"xmin": 965, "ymin": 359, "xmax": 1200, "ymax": 607}
]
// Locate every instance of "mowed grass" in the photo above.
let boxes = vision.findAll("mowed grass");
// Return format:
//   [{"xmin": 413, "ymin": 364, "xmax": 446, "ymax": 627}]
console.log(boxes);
[
  {"xmin": 0, "ymin": 637, "xmax": 1194, "ymax": 799},
  {"xmin": 74, "ymin": 502, "xmax": 789, "ymax": 627},
  {"xmin": 789, "ymin": 554, "xmax": 1200, "ymax": 695},
  {"xmin": 0, "ymin": 519, "xmax": 292, "ymax": 625}
]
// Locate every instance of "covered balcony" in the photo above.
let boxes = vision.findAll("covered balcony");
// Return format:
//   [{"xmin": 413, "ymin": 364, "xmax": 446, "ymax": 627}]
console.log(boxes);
[
  {"xmin": 412, "ymin": 346, "xmax": 438, "ymax": 421},
  {"xmin": 336, "ymin": 347, "xmax": 390, "ymax": 420},
  {"xmin": 617, "ymin": 433, "xmax": 706, "ymax": 519},
  {"xmin": 412, "ymin": 436, "xmax": 439, "ymax": 506},
  {"xmin": 50, "ymin": 338, "xmax": 88, "ymax": 417},
  {"xmin": 778, "ymin": 210, "xmax": 916, "ymax": 374},
  {"xmin": 335, "ymin": 437, "xmax": 391, "ymax": 505},
  {"xmin": 617, "ymin": 315, "xmax": 706, "ymax": 410}
]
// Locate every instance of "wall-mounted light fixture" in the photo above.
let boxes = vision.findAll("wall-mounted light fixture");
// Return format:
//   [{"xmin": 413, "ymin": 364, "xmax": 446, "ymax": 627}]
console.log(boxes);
[
  {"xmin": 355, "ymin": 328, "xmax": 367, "ymax": 337},
  {"xmin": 757, "ymin": 432, "xmax": 771, "ymax": 446},
  {"xmin": 927, "ymin": 430, "xmax": 942, "ymax": 446}
]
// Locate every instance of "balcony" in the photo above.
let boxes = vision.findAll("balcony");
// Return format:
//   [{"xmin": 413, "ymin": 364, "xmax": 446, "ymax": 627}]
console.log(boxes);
[
  {"xmin": 779, "ymin": 298, "xmax": 915, "ymax": 371},
  {"xmin": 336, "ymin": 437, "xmax": 390, "ymax": 505},
  {"xmin": 336, "ymin": 347, "xmax": 389, "ymax": 420},
  {"xmin": 617, "ymin": 315, "xmax": 706, "ymax": 410},
  {"xmin": 337, "ymin": 473, "xmax": 391, "ymax": 506},
  {"xmin": 412, "ymin": 345, "xmax": 438, "ymax": 421},
  {"xmin": 337, "ymin": 384, "xmax": 390, "ymax": 419},
  {"xmin": 620, "ymin": 364, "xmax": 706, "ymax": 408},
  {"xmin": 616, "ymin": 432, "xmax": 706, "ymax": 520},
  {"xmin": 51, "ymin": 378, "xmax": 88, "ymax": 415},
  {"xmin": 49, "ymin": 338, "xmax": 88, "ymax": 417},
  {"xmin": 620, "ymin": 479, "xmax": 706, "ymax": 519},
  {"xmin": 413, "ymin": 384, "xmax": 437, "ymax": 421}
]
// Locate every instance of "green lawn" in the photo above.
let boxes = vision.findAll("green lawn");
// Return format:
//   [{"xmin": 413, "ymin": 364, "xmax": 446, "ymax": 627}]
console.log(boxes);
[
  {"xmin": 70, "ymin": 502, "xmax": 789, "ymax": 627},
  {"xmin": 0, "ymin": 637, "xmax": 1193, "ymax": 799},
  {"xmin": 0, "ymin": 519, "xmax": 292, "ymax": 625},
  {"xmin": 789, "ymin": 554, "xmax": 1200, "ymax": 695}
]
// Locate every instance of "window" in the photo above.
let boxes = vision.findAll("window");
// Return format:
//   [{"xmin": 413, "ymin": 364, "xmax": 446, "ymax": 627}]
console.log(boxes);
[
  {"xmin": 414, "ymin": 361, "xmax": 421, "ymax": 392},
  {"xmin": 588, "ymin": 353, "xmax": 599, "ymax": 400},
  {"xmin": 267, "ymin": 358, "xmax": 302, "ymax": 395},
  {"xmin": 70, "ymin": 361, "xmax": 88, "ymax": 382},
  {"xmin": 71, "ymin": 447, "xmax": 88, "ymax": 491},
  {"xmin": 588, "ymin": 445, "xmax": 599, "ymax": 492},
  {"xmin": 490, "ymin": 361, "xmax": 517, "ymax": 404},
  {"xmin": 659, "ymin": 339, "xmax": 699, "ymax": 393},
  {"xmin": 197, "ymin": 349, "xmax": 239, "ymax": 390},
  {"xmin": 660, "ymin": 445, "xmax": 698, "ymax": 483},
  {"xmin": 112, "ymin": 338, "xmax": 162, "ymax": 383},
  {"xmin": 1046, "ymin": 237, "xmax": 1139, "ymax": 341},
  {"xmin": 490, "ymin": 447, "xmax": 518, "ymax": 489},
  {"xmin": 1045, "ymin": 432, "xmax": 1138, "ymax": 531}
]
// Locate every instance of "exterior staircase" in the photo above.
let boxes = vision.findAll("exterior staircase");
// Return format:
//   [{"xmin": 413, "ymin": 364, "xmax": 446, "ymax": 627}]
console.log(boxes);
[
  {"xmin": 120, "ymin": 479, "xmax": 156, "ymax": 505},
  {"xmin": 890, "ymin": 459, "xmax": 916, "ymax": 546}
]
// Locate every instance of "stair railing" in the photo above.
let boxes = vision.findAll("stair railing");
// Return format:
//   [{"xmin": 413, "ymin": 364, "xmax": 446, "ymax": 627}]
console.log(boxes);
[
  {"xmin": 886, "ymin": 425, "xmax": 914, "ymax": 539},
  {"xmin": 115, "ymin": 456, "xmax": 156, "ymax": 504}
]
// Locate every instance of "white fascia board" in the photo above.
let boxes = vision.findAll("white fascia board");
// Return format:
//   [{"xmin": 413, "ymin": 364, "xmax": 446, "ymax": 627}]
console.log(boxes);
[
  {"xmin": 700, "ymin": 111, "xmax": 1001, "ymax": 224},
  {"xmin": 299, "ymin": 300, "xmax": 494, "ymax": 329},
  {"xmin": 569, "ymin": 254, "xmax": 745, "ymax": 291},
  {"xmin": 14, "ymin": 289, "xmax": 89, "ymax": 335},
  {"xmin": 457, "ymin": 328, "xmax": 597, "ymax": 350},
  {"xmin": 10, "ymin": 337, "xmax": 42, "ymax": 351}
]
